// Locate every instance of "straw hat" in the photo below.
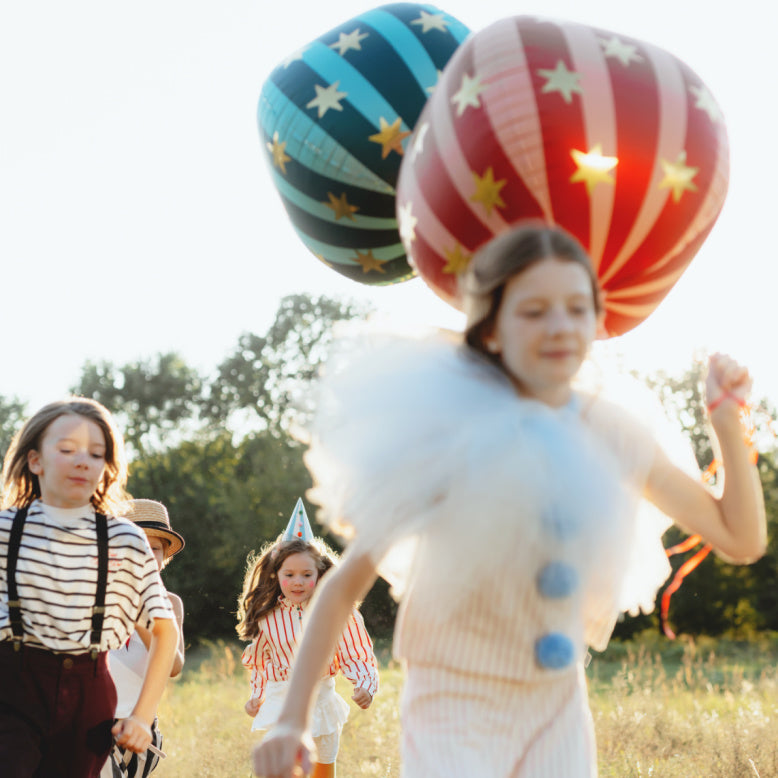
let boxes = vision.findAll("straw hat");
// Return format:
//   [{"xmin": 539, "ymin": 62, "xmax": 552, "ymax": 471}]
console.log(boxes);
[{"xmin": 126, "ymin": 499, "xmax": 185, "ymax": 560}]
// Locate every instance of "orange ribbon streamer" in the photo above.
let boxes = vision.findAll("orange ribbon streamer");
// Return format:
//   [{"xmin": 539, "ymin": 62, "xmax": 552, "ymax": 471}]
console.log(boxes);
[{"xmin": 660, "ymin": 401, "xmax": 757, "ymax": 639}]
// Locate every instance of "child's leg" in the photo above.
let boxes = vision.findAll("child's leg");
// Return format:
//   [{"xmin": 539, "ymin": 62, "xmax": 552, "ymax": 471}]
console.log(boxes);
[{"xmin": 311, "ymin": 731, "xmax": 340, "ymax": 778}]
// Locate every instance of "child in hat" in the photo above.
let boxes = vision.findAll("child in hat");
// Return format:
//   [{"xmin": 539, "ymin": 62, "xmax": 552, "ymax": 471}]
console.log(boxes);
[
  {"xmin": 0, "ymin": 398, "xmax": 178, "ymax": 777},
  {"xmin": 252, "ymin": 224, "xmax": 766, "ymax": 778},
  {"xmin": 237, "ymin": 499, "xmax": 378, "ymax": 778},
  {"xmin": 101, "ymin": 499, "xmax": 186, "ymax": 778}
]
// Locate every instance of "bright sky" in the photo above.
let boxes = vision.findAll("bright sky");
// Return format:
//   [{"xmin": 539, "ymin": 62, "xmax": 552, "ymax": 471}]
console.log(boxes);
[{"xmin": 2, "ymin": 0, "xmax": 776, "ymax": 414}]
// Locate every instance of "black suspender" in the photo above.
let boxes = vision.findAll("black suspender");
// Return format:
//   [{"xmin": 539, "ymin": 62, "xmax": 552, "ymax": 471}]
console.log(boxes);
[
  {"xmin": 90, "ymin": 512, "xmax": 108, "ymax": 659},
  {"xmin": 6, "ymin": 505, "xmax": 109, "ymax": 657},
  {"xmin": 7, "ymin": 506, "xmax": 28, "ymax": 651}
]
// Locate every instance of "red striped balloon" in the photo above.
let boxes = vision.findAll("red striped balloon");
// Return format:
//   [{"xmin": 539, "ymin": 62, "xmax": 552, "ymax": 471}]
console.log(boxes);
[{"xmin": 395, "ymin": 16, "xmax": 729, "ymax": 336}]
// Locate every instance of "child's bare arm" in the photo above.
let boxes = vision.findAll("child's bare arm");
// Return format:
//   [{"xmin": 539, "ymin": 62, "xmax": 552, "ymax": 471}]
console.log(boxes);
[
  {"xmin": 645, "ymin": 354, "xmax": 766, "ymax": 563},
  {"xmin": 112, "ymin": 617, "xmax": 178, "ymax": 753}
]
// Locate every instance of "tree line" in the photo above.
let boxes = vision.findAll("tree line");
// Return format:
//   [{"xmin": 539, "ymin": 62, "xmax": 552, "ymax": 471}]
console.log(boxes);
[{"xmin": 1, "ymin": 293, "xmax": 776, "ymax": 647}]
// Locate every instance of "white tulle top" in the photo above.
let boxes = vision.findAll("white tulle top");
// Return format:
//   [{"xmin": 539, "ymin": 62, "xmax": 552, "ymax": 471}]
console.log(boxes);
[{"xmin": 304, "ymin": 330, "xmax": 680, "ymax": 680}]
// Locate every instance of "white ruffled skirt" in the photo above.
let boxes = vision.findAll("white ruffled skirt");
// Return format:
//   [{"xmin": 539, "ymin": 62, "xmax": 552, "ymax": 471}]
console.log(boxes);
[{"xmin": 251, "ymin": 677, "xmax": 349, "ymax": 737}]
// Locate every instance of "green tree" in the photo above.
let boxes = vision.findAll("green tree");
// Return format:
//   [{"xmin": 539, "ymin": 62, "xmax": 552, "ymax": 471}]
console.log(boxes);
[
  {"xmin": 204, "ymin": 294, "xmax": 369, "ymax": 436},
  {"xmin": 0, "ymin": 395, "xmax": 28, "ymax": 471},
  {"xmin": 73, "ymin": 353, "xmax": 203, "ymax": 457}
]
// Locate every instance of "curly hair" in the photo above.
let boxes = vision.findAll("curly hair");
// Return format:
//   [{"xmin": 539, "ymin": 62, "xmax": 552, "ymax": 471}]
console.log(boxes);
[
  {"xmin": 1, "ymin": 397, "xmax": 130, "ymax": 516},
  {"xmin": 236, "ymin": 536, "xmax": 339, "ymax": 641}
]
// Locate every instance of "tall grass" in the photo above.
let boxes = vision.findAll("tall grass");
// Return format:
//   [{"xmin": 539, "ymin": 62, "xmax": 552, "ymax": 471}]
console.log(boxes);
[{"xmin": 152, "ymin": 634, "xmax": 778, "ymax": 777}]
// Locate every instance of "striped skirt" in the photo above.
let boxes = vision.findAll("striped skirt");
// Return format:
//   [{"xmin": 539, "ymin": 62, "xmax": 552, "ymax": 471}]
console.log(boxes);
[{"xmin": 400, "ymin": 663, "xmax": 596, "ymax": 777}]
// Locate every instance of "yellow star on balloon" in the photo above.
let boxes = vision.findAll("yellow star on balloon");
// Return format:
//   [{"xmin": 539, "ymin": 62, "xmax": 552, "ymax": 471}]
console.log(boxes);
[
  {"xmin": 324, "ymin": 192, "xmax": 359, "ymax": 221},
  {"xmin": 353, "ymin": 249, "xmax": 388, "ymax": 273},
  {"xmin": 470, "ymin": 167, "xmax": 507, "ymax": 215},
  {"xmin": 266, "ymin": 131, "xmax": 291, "ymax": 175},
  {"xmin": 369, "ymin": 117, "xmax": 411, "ymax": 159},
  {"xmin": 442, "ymin": 243, "xmax": 471, "ymax": 274},
  {"xmin": 659, "ymin": 150, "xmax": 698, "ymax": 202},
  {"xmin": 570, "ymin": 144, "xmax": 618, "ymax": 194}
]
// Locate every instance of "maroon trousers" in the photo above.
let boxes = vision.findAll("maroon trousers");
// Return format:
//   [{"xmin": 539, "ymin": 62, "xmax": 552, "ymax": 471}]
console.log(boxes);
[{"xmin": 0, "ymin": 641, "xmax": 117, "ymax": 777}]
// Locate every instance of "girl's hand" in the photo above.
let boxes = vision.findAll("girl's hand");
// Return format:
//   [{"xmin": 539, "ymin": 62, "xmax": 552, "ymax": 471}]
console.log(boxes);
[
  {"xmin": 245, "ymin": 697, "xmax": 262, "ymax": 717},
  {"xmin": 706, "ymin": 353, "xmax": 752, "ymax": 412},
  {"xmin": 252, "ymin": 723, "xmax": 313, "ymax": 777},
  {"xmin": 112, "ymin": 715, "xmax": 152, "ymax": 754},
  {"xmin": 351, "ymin": 687, "xmax": 373, "ymax": 709}
]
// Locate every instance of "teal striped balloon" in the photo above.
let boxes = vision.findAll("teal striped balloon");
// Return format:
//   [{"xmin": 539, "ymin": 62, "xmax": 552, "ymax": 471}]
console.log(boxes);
[{"xmin": 259, "ymin": 3, "xmax": 470, "ymax": 285}]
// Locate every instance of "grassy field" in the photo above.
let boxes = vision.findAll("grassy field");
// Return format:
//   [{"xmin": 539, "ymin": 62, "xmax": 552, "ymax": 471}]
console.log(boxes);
[{"xmin": 151, "ymin": 634, "xmax": 778, "ymax": 777}]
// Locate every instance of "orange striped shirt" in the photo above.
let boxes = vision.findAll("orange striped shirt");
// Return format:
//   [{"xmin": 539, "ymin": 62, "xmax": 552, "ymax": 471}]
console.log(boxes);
[{"xmin": 241, "ymin": 597, "xmax": 378, "ymax": 701}]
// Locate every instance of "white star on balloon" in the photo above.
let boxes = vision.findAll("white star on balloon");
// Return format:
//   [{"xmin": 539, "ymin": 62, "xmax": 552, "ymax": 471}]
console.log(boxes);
[
  {"xmin": 330, "ymin": 29, "xmax": 369, "ymax": 56},
  {"xmin": 451, "ymin": 72, "xmax": 486, "ymax": 117},
  {"xmin": 397, "ymin": 202, "xmax": 418, "ymax": 249},
  {"xmin": 410, "ymin": 122, "xmax": 429, "ymax": 161},
  {"xmin": 537, "ymin": 60, "xmax": 582, "ymax": 104},
  {"xmin": 306, "ymin": 81, "xmax": 347, "ymax": 118},
  {"xmin": 690, "ymin": 84, "xmax": 723, "ymax": 124},
  {"xmin": 411, "ymin": 10, "xmax": 449, "ymax": 33},
  {"xmin": 599, "ymin": 36, "xmax": 643, "ymax": 67}
]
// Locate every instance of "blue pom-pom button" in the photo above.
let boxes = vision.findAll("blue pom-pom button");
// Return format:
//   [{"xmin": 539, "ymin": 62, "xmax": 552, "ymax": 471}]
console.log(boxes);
[
  {"xmin": 535, "ymin": 633, "xmax": 575, "ymax": 670},
  {"xmin": 536, "ymin": 562, "xmax": 578, "ymax": 599}
]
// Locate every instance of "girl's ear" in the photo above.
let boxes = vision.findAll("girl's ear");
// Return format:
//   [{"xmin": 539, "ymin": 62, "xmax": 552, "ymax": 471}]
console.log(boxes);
[
  {"xmin": 483, "ymin": 335, "xmax": 500, "ymax": 354},
  {"xmin": 27, "ymin": 450, "xmax": 42, "ymax": 475}
]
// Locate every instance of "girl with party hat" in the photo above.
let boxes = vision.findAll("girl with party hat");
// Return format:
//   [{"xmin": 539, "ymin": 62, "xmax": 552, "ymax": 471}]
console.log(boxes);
[{"xmin": 237, "ymin": 498, "xmax": 378, "ymax": 778}]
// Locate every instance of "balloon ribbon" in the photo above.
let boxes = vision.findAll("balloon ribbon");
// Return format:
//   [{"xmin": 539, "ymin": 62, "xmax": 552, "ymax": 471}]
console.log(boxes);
[{"xmin": 660, "ymin": 402, "xmax": 757, "ymax": 639}]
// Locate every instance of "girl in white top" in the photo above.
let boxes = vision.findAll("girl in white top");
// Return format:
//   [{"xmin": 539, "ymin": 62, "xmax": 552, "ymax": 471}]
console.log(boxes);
[
  {"xmin": 238, "ymin": 501, "xmax": 378, "ymax": 778},
  {"xmin": 101, "ymin": 498, "xmax": 186, "ymax": 778},
  {"xmin": 252, "ymin": 224, "xmax": 766, "ymax": 778},
  {"xmin": 0, "ymin": 398, "xmax": 179, "ymax": 777}
]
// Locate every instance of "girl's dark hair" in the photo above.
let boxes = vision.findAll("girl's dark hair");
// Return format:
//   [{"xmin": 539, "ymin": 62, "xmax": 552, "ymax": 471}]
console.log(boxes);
[
  {"xmin": 1, "ymin": 397, "xmax": 130, "ymax": 515},
  {"xmin": 461, "ymin": 223, "xmax": 602, "ymax": 365},
  {"xmin": 236, "ymin": 536, "xmax": 339, "ymax": 640}
]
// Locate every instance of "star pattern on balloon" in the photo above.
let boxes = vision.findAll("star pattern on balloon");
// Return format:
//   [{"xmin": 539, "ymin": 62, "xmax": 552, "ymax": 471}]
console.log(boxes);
[
  {"xmin": 266, "ymin": 132, "xmax": 291, "ymax": 175},
  {"xmin": 307, "ymin": 81, "xmax": 348, "ymax": 118},
  {"xmin": 451, "ymin": 72, "xmax": 487, "ymax": 117},
  {"xmin": 325, "ymin": 191, "xmax": 359, "ymax": 221},
  {"xmin": 353, "ymin": 249, "xmax": 388, "ymax": 273},
  {"xmin": 538, "ymin": 61, "xmax": 582, "ymax": 104},
  {"xmin": 689, "ymin": 84, "xmax": 723, "ymax": 124},
  {"xmin": 659, "ymin": 150, "xmax": 698, "ymax": 202},
  {"xmin": 397, "ymin": 201, "xmax": 418, "ymax": 248},
  {"xmin": 442, "ymin": 243, "xmax": 471, "ymax": 274},
  {"xmin": 314, "ymin": 252, "xmax": 333, "ymax": 269},
  {"xmin": 411, "ymin": 10, "xmax": 449, "ymax": 33},
  {"xmin": 569, "ymin": 144, "xmax": 618, "ymax": 194},
  {"xmin": 409, "ymin": 122, "xmax": 429, "ymax": 162},
  {"xmin": 470, "ymin": 167, "xmax": 507, "ymax": 215},
  {"xmin": 599, "ymin": 36, "xmax": 643, "ymax": 67},
  {"xmin": 369, "ymin": 117, "xmax": 411, "ymax": 159},
  {"xmin": 330, "ymin": 29, "xmax": 369, "ymax": 56}
]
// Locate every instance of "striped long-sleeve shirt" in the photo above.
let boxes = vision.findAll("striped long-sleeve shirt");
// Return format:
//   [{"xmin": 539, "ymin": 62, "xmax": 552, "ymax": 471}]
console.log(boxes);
[
  {"xmin": 241, "ymin": 596, "xmax": 379, "ymax": 702},
  {"xmin": 0, "ymin": 500, "xmax": 174, "ymax": 653}
]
